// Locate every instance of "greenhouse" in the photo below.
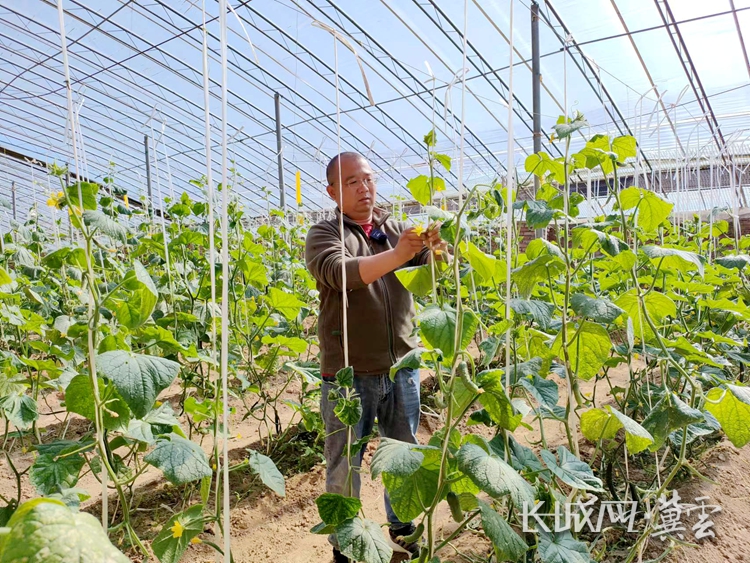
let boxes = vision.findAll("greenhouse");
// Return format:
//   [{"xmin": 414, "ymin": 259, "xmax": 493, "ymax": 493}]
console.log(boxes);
[{"xmin": 1, "ymin": 0, "xmax": 750, "ymax": 562}]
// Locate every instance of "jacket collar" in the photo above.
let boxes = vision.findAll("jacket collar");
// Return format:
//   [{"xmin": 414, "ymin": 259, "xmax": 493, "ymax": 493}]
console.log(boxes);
[{"xmin": 335, "ymin": 206, "xmax": 391, "ymax": 228}]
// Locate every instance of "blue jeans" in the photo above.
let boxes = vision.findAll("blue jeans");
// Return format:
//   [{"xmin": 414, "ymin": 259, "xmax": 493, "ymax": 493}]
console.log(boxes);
[{"xmin": 320, "ymin": 367, "xmax": 420, "ymax": 541}]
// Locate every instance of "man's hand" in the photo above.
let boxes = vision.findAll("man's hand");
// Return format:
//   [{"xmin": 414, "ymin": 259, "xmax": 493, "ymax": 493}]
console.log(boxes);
[
  {"xmin": 422, "ymin": 223, "xmax": 449, "ymax": 260},
  {"xmin": 394, "ymin": 227, "xmax": 426, "ymax": 261}
]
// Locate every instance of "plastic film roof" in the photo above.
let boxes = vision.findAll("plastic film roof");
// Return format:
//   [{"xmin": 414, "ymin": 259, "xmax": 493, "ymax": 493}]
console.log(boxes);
[{"xmin": 1, "ymin": 0, "xmax": 750, "ymax": 228}]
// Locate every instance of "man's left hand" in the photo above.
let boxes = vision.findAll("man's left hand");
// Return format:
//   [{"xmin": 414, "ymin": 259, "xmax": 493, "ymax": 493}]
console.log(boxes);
[{"xmin": 422, "ymin": 223, "xmax": 449, "ymax": 260}]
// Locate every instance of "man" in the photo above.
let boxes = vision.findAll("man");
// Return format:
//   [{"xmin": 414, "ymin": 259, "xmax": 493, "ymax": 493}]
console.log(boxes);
[{"xmin": 305, "ymin": 152, "xmax": 446, "ymax": 562}]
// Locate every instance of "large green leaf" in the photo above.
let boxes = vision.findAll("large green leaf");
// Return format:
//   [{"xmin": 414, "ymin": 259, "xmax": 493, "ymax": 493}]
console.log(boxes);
[
  {"xmin": 29, "ymin": 452, "xmax": 85, "ymax": 496},
  {"xmin": 476, "ymin": 369, "xmax": 523, "ymax": 430},
  {"xmin": 0, "ymin": 499, "xmax": 129, "ymax": 563},
  {"xmin": 144, "ymin": 433, "xmax": 212, "ymax": 485},
  {"xmin": 642, "ymin": 245, "xmax": 704, "ymax": 277},
  {"xmin": 705, "ymin": 385, "xmax": 750, "ymax": 447},
  {"xmin": 463, "ymin": 241, "xmax": 498, "ymax": 282},
  {"xmin": 336, "ymin": 517, "xmax": 393, "ymax": 563},
  {"xmin": 615, "ymin": 289, "xmax": 676, "ymax": 342},
  {"xmin": 382, "ymin": 449, "xmax": 441, "ymax": 522},
  {"xmin": 267, "ymin": 287, "xmax": 305, "ymax": 320},
  {"xmin": 65, "ymin": 375, "xmax": 131, "ymax": 432},
  {"xmin": 619, "ymin": 187, "xmax": 673, "ymax": 232},
  {"xmin": 238, "ymin": 258, "xmax": 269, "ymax": 289},
  {"xmin": 0, "ymin": 267, "xmax": 11, "ymax": 286},
  {"xmin": 612, "ymin": 135, "xmax": 637, "ymax": 161},
  {"xmin": 570, "ymin": 294, "xmax": 624, "ymax": 324},
  {"xmin": 96, "ymin": 350, "xmax": 180, "ymax": 419},
  {"xmin": 371, "ymin": 438, "xmax": 430, "ymax": 479},
  {"xmin": 478, "ymin": 500, "xmax": 528, "ymax": 560},
  {"xmin": 580, "ymin": 406, "xmax": 654, "ymax": 454},
  {"xmin": 0, "ymin": 394, "xmax": 38, "ymax": 431},
  {"xmin": 395, "ymin": 265, "xmax": 433, "ymax": 297},
  {"xmin": 248, "ymin": 450, "xmax": 285, "ymax": 496},
  {"xmin": 66, "ymin": 182, "xmax": 99, "ymax": 212},
  {"xmin": 540, "ymin": 446, "xmax": 604, "ymax": 492},
  {"xmin": 572, "ymin": 227, "xmax": 627, "ymax": 257},
  {"xmin": 82, "ymin": 210, "xmax": 128, "ymax": 243},
  {"xmin": 114, "ymin": 285, "xmax": 156, "ymax": 329},
  {"xmin": 406, "ymin": 175, "xmax": 430, "ymax": 205},
  {"xmin": 513, "ymin": 254, "xmax": 565, "ymax": 299},
  {"xmin": 389, "ymin": 348, "xmax": 426, "ymax": 381},
  {"xmin": 418, "ymin": 304, "xmax": 478, "ymax": 361},
  {"xmin": 508, "ymin": 298, "xmax": 555, "ymax": 329},
  {"xmin": 552, "ymin": 321, "xmax": 611, "ymax": 381},
  {"xmin": 456, "ymin": 443, "xmax": 534, "ymax": 506},
  {"xmin": 642, "ymin": 393, "xmax": 703, "ymax": 450},
  {"xmin": 525, "ymin": 200, "xmax": 554, "ymax": 229},
  {"xmin": 538, "ymin": 530, "xmax": 593, "ymax": 563},
  {"xmin": 316, "ymin": 494, "xmax": 361, "ymax": 527},
  {"xmin": 152, "ymin": 504, "xmax": 204, "ymax": 563}
]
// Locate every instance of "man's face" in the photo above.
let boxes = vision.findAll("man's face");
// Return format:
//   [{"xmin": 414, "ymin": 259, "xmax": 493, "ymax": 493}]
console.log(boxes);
[{"xmin": 326, "ymin": 155, "xmax": 376, "ymax": 221}]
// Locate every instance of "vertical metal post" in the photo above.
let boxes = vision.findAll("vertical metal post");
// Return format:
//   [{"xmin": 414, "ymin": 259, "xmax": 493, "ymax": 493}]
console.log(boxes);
[
  {"xmin": 274, "ymin": 92, "xmax": 286, "ymax": 210},
  {"xmin": 144, "ymin": 134, "xmax": 153, "ymax": 216},
  {"xmin": 531, "ymin": 1, "xmax": 544, "ymax": 238},
  {"xmin": 11, "ymin": 181, "xmax": 16, "ymax": 221}
]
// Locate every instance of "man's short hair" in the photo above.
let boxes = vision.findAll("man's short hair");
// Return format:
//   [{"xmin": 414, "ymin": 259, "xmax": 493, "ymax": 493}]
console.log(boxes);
[{"xmin": 326, "ymin": 152, "xmax": 365, "ymax": 186}]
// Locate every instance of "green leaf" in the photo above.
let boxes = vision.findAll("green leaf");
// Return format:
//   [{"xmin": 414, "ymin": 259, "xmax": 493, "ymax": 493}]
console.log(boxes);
[
  {"xmin": 418, "ymin": 305, "xmax": 478, "ymax": 361},
  {"xmin": 316, "ymin": 494, "xmax": 361, "ymax": 527},
  {"xmin": 642, "ymin": 245, "xmax": 704, "ymax": 277},
  {"xmin": 406, "ymin": 175, "xmax": 430, "ymax": 205},
  {"xmin": 619, "ymin": 187, "xmax": 673, "ymax": 232},
  {"xmin": 65, "ymin": 375, "xmax": 130, "ymax": 432},
  {"xmin": 0, "ymin": 394, "xmax": 38, "ymax": 431},
  {"xmin": 248, "ymin": 450, "xmax": 285, "ymax": 496},
  {"xmin": 611, "ymin": 135, "xmax": 637, "ymax": 161},
  {"xmin": 538, "ymin": 530, "xmax": 593, "ymax": 563},
  {"xmin": 433, "ymin": 153, "xmax": 451, "ymax": 171},
  {"xmin": 553, "ymin": 114, "xmax": 589, "ymax": 139},
  {"xmin": 66, "ymin": 182, "xmax": 99, "ymax": 211},
  {"xmin": 456, "ymin": 443, "xmax": 534, "ymax": 506},
  {"xmin": 705, "ymin": 385, "xmax": 750, "ymax": 447},
  {"xmin": 615, "ymin": 290, "xmax": 676, "ymax": 342},
  {"xmin": 552, "ymin": 321, "xmax": 611, "ymax": 381},
  {"xmin": 642, "ymin": 393, "xmax": 703, "ymax": 450},
  {"xmin": 238, "ymin": 258, "xmax": 269, "ymax": 289},
  {"xmin": 267, "ymin": 287, "xmax": 305, "ymax": 320},
  {"xmin": 382, "ymin": 449, "xmax": 441, "ymax": 522},
  {"xmin": 519, "ymin": 374, "xmax": 559, "ymax": 409},
  {"xmin": 463, "ymin": 241, "xmax": 498, "ymax": 282},
  {"xmin": 476, "ymin": 370, "xmax": 523, "ymax": 430},
  {"xmin": 82, "ymin": 210, "xmax": 128, "ymax": 243},
  {"xmin": 395, "ymin": 265, "xmax": 433, "ymax": 297},
  {"xmin": 424, "ymin": 130, "xmax": 436, "ymax": 148},
  {"xmin": 0, "ymin": 268, "xmax": 11, "ymax": 286},
  {"xmin": 336, "ymin": 517, "xmax": 393, "ymax": 563},
  {"xmin": 525, "ymin": 200, "xmax": 554, "ymax": 229},
  {"xmin": 335, "ymin": 366, "xmax": 354, "ymax": 388},
  {"xmin": 580, "ymin": 406, "xmax": 654, "ymax": 454},
  {"xmin": 152, "ymin": 504, "xmax": 204, "ymax": 563},
  {"xmin": 716, "ymin": 254, "xmax": 750, "ymax": 270},
  {"xmin": 0, "ymin": 499, "xmax": 129, "ymax": 563},
  {"xmin": 29, "ymin": 452, "xmax": 85, "ymax": 496},
  {"xmin": 96, "ymin": 351, "xmax": 180, "ymax": 419},
  {"xmin": 570, "ymin": 294, "xmax": 624, "ymax": 324},
  {"xmin": 572, "ymin": 227, "xmax": 627, "ymax": 257},
  {"xmin": 389, "ymin": 348, "xmax": 426, "ymax": 381},
  {"xmin": 371, "ymin": 438, "xmax": 430, "ymax": 479},
  {"xmin": 334, "ymin": 397, "xmax": 362, "ymax": 426},
  {"xmin": 114, "ymin": 285, "xmax": 156, "ymax": 329},
  {"xmin": 540, "ymin": 446, "xmax": 604, "ymax": 492},
  {"xmin": 478, "ymin": 500, "xmax": 528, "ymax": 560},
  {"xmin": 513, "ymin": 254, "xmax": 565, "ymax": 299},
  {"xmin": 508, "ymin": 298, "xmax": 555, "ymax": 329},
  {"xmin": 144, "ymin": 433, "xmax": 213, "ymax": 485}
]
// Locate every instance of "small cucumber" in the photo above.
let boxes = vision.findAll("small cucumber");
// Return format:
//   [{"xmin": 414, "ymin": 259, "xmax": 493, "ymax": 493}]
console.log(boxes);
[
  {"xmin": 456, "ymin": 361, "xmax": 481, "ymax": 394},
  {"xmin": 401, "ymin": 522, "xmax": 424, "ymax": 544},
  {"xmin": 446, "ymin": 491, "xmax": 464, "ymax": 523}
]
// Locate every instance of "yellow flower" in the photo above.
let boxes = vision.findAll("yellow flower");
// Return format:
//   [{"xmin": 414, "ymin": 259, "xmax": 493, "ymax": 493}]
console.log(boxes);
[
  {"xmin": 47, "ymin": 191, "xmax": 64, "ymax": 209},
  {"xmin": 155, "ymin": 400, "xmax": 163, "ymax": 407},
  {"xmin": 123, "ymin": 194, "xmax": 129, "ymax": 209},
  {"xmin": 190, "ymin": 537, "xmax": 202, "ymax": 545},
  {"xmin": 235, "ymin": 433, "xmax": 242, "ymax": 440},
  {"xmin": 413, "ymin": 223, "xmax": 426, "ymax": 236},
  {"xmin": 170, "ymin": 520, "xmax": 184, "ymax": 538}
]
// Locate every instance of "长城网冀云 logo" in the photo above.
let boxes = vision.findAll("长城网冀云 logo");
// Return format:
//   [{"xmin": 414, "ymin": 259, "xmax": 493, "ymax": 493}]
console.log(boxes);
[{"xmin": 521, "ymin": 491, "xmax": 721, "ymax": 541}]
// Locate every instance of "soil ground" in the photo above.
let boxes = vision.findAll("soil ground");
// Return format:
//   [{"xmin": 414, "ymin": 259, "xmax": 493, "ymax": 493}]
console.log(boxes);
[{"xmin": 1, "ymin": 365, "xmax": 748, "ymax": 563}]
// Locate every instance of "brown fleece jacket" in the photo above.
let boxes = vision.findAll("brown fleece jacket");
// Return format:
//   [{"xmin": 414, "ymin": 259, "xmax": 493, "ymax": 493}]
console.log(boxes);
[{"xmin": 305, "ymin": 207, "xmax": 430, "ymax": 376}]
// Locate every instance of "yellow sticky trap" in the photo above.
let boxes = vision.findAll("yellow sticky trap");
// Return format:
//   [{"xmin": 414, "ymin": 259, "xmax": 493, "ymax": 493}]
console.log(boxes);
[{"xmin": 295, "ymin": 171, "xmax": 302, "ymax": 206}]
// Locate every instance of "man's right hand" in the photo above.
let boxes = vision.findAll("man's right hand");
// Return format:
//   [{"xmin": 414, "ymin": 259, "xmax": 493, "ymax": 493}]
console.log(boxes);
[{"xmin": 394, "ymin": 227, "xmax": 425, "ymax": 261}]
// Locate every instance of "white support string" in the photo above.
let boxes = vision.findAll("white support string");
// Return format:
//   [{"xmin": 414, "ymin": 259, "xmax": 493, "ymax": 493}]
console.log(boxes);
[
  {"xmin": 57, "ymin": 0, "xmax": 109, "ymax": 531},
  {"xmin": 504, "ymin": 0, "xmax": 514, "ymax": 398},
  {"xmin": 218, "ymin": 0, "xmax": 231, "ymax": 560},
  {"xmin": 457, "ymin": 0, "xmax": 468, "ymax": 208}
]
